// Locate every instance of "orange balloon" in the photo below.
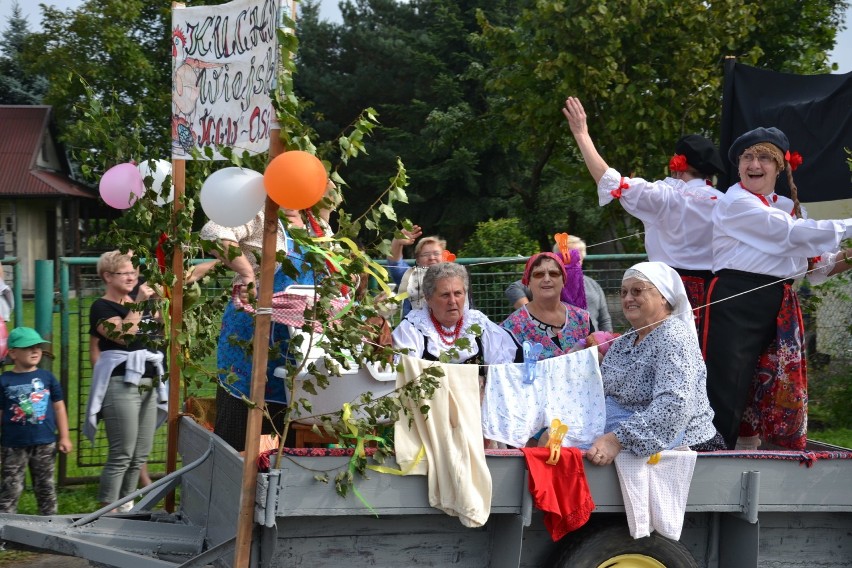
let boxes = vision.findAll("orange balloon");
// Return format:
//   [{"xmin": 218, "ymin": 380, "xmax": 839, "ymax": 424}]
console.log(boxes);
[{"xmin": 263, "ymin": 151, "xmax": 328, "ymax": 210}]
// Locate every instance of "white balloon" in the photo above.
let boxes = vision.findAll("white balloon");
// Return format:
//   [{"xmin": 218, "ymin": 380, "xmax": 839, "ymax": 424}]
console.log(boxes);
[
  {"xmin": 200, "ymin": 167, "xmax": 266, "ymax": 227},
  {"xmin": 138, "ymin": 159, "xmax": 174, "ymax": 206}
]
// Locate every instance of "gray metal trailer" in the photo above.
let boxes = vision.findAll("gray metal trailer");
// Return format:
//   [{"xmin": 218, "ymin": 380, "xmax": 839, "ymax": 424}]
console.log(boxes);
[{"xmin": 1, "ymin": 416, "xmax": 851, "ymax": 567}]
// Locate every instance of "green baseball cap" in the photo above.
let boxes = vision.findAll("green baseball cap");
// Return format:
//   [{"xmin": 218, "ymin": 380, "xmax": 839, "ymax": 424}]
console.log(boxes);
[{"xmin": 8, "ymin": 327, "xmax": 49, "ymax": 349}]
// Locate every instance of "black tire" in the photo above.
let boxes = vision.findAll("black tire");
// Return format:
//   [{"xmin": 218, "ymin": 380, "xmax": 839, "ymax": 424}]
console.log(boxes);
[{"xmin": 549, "ymin": 523, "xmax": 699, "ymax": 568}]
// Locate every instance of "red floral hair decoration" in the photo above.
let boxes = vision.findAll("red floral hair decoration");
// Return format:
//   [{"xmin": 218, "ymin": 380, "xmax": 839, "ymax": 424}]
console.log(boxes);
[
  {"xmin": 785, "ymin": 150, "xmax": 803, "ymax": 172},
  {"xmin": 668, "ymin": 154, "xmax": 688, "ymax": 172}
]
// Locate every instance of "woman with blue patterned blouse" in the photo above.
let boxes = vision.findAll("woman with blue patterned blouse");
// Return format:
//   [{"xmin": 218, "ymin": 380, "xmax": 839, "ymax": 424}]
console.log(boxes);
[{"xmin": 585, "ymin": 262, "xmax": 724, "ymax": 467}]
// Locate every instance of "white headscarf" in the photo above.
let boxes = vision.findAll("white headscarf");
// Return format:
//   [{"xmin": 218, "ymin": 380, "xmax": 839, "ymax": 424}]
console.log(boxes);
[{"xmin": 623, "ymin": 261, "xmax": 695, "ymax": 335}]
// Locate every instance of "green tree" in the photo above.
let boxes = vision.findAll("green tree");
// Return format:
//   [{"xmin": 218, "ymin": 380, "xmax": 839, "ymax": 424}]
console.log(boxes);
[
  {"xmin": 472, "ymin": 0, "xmax": 847, "ymax": 251},
  {"xmin": 295, "ymin": 0, "xmax": 521, "ymax": 245},
  {"xmin": 458, "ymin": 217, "xmax": 538, "ymax": 261},
  {"xmin": 21, "ymin": 0, "xmax": 172, "ymax": 166},
  {"xmin": 0, "ymin": 2, "xmax": 47, "ymax": 105}
]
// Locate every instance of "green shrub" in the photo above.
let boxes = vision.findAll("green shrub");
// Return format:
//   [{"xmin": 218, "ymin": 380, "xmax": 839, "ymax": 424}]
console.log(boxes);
[{"xmin": 459, "ymin": 218, "xmax": 538, "ymax": 271}]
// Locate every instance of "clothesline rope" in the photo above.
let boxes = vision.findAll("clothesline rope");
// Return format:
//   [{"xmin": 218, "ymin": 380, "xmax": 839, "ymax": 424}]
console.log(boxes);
[
  {"xmin": 299, "ymin": 258, "xmax": 827, "ymax": 369},
  {"xmin": 461, "ymin": 232, "xmax": 646, "ymax": 269}
]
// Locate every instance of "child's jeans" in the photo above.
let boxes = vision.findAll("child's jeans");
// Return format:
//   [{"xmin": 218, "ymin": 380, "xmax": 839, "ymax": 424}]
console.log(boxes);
[{"xmin": 0, "ymin": 442, "xmax": 57, "ymax": 515}]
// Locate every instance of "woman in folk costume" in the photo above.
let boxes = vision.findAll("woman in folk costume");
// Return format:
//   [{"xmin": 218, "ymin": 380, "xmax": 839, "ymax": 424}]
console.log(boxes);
[
  {"xmin": 562, "ymin": 96, "xmax": 725, "ymax": 327},
  {"xmin": 200, "ymin": 207, "xmax": 315, "ymax": 451},
  {"xmin": 585, "ymin": 262, "xmax": 722, "ymax": 467},
  {"xmin": 704, "ymin": 127, "xmax": 852, "ymax": 450},
  {"xmin": 392, "ymin": 262, "xmax": 517, "ymax": 365},
  {"xmin": 391, "ymin": 262, "xmax": 518, "ymax": 527},
  {"xmin": 501, "ymin": 252, "xmax": 591, "ymax": 361}
]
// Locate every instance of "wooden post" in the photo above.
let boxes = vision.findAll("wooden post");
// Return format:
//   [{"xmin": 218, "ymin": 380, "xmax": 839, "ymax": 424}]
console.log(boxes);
[
  {"xmin": 165, "ymin": 157, "xmax": 185, "ymax": 512},
  {"xmin": 234, "ymin": 2, "xmax": 296, "ymax": 565},
  {"xmin": 233, "ymin": 129, "xmax": 286, "ymax": 567},
  {"xmin": 164, "ymin": 0, "xmax": 187, "ymax": 516}
]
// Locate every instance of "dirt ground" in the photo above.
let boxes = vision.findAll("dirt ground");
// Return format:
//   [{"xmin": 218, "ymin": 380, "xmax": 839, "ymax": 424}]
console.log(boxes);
[{"xmin": 0, "ymin": 552, "xmax": 93, "ymax": 566}]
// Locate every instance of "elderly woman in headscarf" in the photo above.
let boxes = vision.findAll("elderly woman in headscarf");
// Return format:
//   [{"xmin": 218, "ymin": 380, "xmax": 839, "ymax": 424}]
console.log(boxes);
[
  {"xmin": 585, "ymin": 262, "xmax": 724, "ymax": 467},
  {"xmin": 704, "ymin": 127, "xmax": 852, "ymax": 451},
  {"xmin": 392, "ymin": 262, "xmax": 517, "ymax": 364},
  {"xmin": 501, "ymin": 252, "xmax": 591, "ymax": 360}
]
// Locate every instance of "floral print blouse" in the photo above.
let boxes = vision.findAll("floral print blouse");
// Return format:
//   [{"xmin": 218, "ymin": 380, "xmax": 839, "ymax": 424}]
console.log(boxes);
[{"xmin": 501, "ymin": 303, "xmax": 591, "ymax": 361}]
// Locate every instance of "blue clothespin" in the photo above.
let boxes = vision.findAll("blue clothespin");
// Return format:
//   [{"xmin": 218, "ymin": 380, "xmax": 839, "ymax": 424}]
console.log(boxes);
[{"xmin": 522, "ymin": 341, "xmax": 543, "ymax": 385}]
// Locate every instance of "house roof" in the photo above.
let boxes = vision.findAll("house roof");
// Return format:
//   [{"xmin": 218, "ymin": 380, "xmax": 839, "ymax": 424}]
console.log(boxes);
[{"xmin": 0, "ymin": 105, "xmax": 95, "ymax": 199}]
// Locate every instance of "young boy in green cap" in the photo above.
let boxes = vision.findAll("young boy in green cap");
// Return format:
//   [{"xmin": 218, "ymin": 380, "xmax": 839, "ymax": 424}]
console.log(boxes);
[{"xmin": 0, "ymin": 327, "xmax": 72, "ymax": 514}]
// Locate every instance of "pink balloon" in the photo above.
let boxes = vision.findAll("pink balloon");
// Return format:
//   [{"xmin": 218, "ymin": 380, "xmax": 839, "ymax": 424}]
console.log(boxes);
[{"xmin": 99, "ymin": 163, "xmax": 144, "ymax": 209}]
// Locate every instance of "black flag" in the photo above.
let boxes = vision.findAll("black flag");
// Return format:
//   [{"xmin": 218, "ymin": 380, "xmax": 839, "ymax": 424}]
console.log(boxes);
[{"xmin": 720, "ymin": 60, "xmax": 852, "ymax": 206}]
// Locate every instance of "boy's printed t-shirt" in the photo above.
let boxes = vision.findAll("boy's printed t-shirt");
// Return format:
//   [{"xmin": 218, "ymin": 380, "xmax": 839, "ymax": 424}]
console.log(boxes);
[{"xmin": 0, "ymin": 369, "xmax": 64, "ymax": 447}]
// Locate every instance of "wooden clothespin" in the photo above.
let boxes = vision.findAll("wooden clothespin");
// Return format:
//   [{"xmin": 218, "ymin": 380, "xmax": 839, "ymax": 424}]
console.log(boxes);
[{"xmin": 546, "ymin": 418, "xmax": 569, "ymax": 465}]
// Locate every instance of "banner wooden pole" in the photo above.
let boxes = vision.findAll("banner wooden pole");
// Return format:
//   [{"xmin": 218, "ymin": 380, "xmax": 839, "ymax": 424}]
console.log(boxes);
[
  {"xmin": 165, "ymin": 0, "xmax": 187, "ymax": 514},
  {"xmin": 234, "ymin": 3, "xmax": 296, "ymax": 565},
  {"xmin": 233, "ymin": 172, "xmax": 282, "ymax": 567},
  {"xmin": 164, "ymin": 157, "xmax": 185, "ymax": 513}
]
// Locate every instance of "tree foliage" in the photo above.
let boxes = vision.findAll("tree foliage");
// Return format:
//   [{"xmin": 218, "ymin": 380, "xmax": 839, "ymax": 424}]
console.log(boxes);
[
  {"xmin": 0, "ymin": 3, "xmax": 47, "ymax": 105},
  {"xmin": 295, "ymin": 0, "xmax": 522, "ymax": 245},
  {"xmin": 21, "ymin": 0, "xmax": 173, "ymax": 168},
  {"xmin": 458, "ymin": 218, "xmax": 539, "ymax": 260}
]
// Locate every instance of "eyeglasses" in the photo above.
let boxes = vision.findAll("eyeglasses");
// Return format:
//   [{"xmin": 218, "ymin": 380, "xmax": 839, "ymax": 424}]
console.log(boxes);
[
  {"xmin": 531, "ymin": 269, "xmax": 563, "ymax": 280},
  {"xmin": 109, "ymin": 271, "xmax": 138, "ymax": 277},
  {"xmin": 620, "ymin": 286, "xmax": 656, "ymax": 298},
  {"xmin": 739, "ymin": 152, "xmax": 775, "ymax": 165},
  {"xmin": 417, "ymin": 251, "xmax": 442, "ymax": 259}
]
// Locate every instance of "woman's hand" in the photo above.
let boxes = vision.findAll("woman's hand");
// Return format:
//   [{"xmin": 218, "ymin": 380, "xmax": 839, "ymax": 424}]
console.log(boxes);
[
  {"xmin": 135, "ymin": 283, "xmax": 155, "ymax": 302},
  {"xmin": 562, "ymin": 97, "xmax": 589, "ymax": 137},
  {"xmin": 238, "ymin": 273, "xmax": 256, "ymax": 302},
  {"xmin": 396, "ymin": 225, "xmax": 423, "ymax": 247},
  {"xmin": 585, "ymin": 432, "xmax": 622, "ymax": 466}
]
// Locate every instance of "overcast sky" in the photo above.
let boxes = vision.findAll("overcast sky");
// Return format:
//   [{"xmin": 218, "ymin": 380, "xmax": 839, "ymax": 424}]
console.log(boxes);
[{"xmin": 1, "ymin": 0, "xmax": 850, "ymax": 73}]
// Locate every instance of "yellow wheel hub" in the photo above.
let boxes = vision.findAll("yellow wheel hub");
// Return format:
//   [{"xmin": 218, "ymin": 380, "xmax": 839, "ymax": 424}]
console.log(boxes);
[{"xmin": 596, "ymin": 554, "xmax": 667, "ymax": 568}]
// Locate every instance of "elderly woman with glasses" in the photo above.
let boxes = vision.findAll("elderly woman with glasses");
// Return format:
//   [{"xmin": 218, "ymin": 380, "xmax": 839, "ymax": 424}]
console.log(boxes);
[
  {"xmin": 387, "ymin": 227, "xmax": 450, "ymax": 316},
  {"xmin": 703, "ymin": 127, "xmax": 852, "ymax": 451},
  {"xmin": 501, "ymin": 252, "xmax": 592, "ymax": 360},
  {"xmin": 585, "ymin": 262, "xmax": 723, "ymax": 467}
]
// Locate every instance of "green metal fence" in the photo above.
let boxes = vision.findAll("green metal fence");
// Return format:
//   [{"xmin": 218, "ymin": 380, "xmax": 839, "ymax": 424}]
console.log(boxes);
[
  {"xmin": 56, "ymin": 253, "xmax": 646, "ymax": 478},
  {"xmin": 54, "ymin": 254, "xmax": 852, "ymax": 482}
]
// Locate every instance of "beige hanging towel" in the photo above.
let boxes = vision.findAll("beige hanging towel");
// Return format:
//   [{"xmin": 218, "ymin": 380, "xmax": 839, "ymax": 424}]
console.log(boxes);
[{"xmin": 394, "ymin": 354, "xmax": 492, "ymax": 527}]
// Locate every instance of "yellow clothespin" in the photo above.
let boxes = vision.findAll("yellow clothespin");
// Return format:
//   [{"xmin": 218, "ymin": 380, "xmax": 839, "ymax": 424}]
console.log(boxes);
[
  {"xmin": 647, "ymin": 452, "xmax": 661, "ymax": 465},
  {"xmin": 546, "ymin": 418, "xmax": 569, "ymax": 465}
]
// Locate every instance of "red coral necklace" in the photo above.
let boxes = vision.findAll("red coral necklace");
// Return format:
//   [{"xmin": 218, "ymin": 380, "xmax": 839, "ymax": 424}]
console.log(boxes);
[{"xmin": 430, "ymin": 311, "xmax": 464, "ymax": 345}]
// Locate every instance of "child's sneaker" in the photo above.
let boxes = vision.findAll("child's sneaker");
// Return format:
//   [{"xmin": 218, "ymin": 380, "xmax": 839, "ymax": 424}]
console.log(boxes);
[{"xmin": 116, "ymin": 500, "xmax": 134, "ymax": 513}]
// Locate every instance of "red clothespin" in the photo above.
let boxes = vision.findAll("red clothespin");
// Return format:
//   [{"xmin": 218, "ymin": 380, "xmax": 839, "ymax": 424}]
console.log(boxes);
[{"xmin": 546, "ymin": 418, "xmax": 569, "ymax": 465}]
